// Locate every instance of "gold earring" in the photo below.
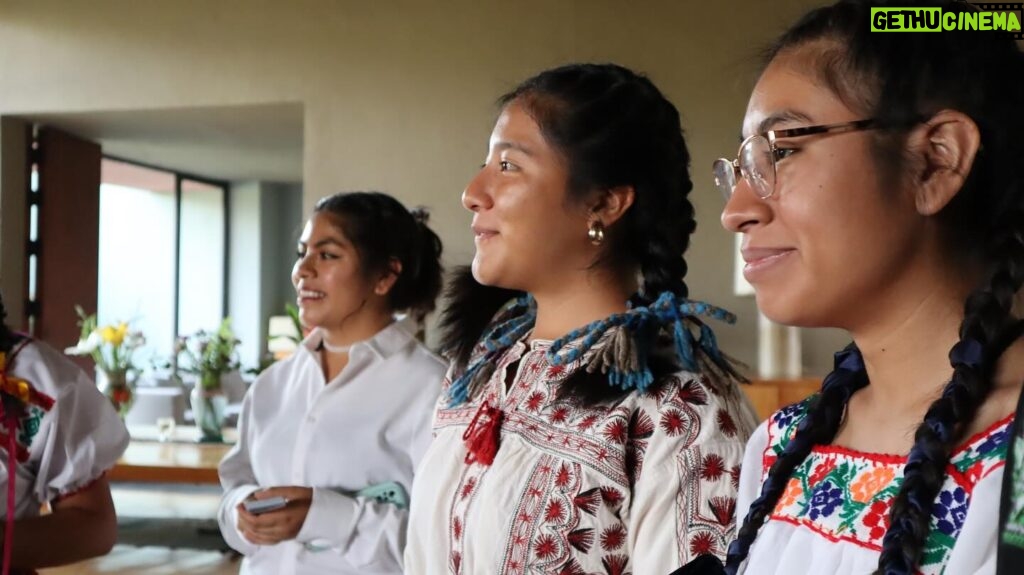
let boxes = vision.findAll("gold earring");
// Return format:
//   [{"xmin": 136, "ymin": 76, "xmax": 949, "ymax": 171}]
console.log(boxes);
[{"xmin": 587, "ymin": 220, "xmax": 605, "ymax": 245}]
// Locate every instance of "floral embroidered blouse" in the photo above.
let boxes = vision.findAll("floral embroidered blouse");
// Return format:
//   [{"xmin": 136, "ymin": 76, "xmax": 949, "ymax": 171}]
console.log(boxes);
[
  {"xmin": 736, "ymin": 397, "xmax": 1013, "ymax": 575},
  {"xmin": 405, "ymin": 335, "xmax": 759, "ymax": 575}
]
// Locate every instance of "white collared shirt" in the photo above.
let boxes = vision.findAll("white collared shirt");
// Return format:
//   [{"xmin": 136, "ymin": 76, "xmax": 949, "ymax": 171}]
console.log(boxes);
[{"xmin": 218, "ymin": 322, "xmax": 445, "ymax": 575}]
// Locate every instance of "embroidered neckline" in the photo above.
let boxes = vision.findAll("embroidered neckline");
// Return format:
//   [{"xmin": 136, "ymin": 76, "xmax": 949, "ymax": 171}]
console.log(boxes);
[{"xmin": 811, "ymin": 411, "xmax": 1015, "ymax": 463}]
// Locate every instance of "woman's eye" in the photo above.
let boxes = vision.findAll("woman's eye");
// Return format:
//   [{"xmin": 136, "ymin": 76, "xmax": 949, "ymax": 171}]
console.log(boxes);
[
  {"xmin": 773, "ymin": 147, "xmax": 797, "ymax": 162},
  {"xmin": 295, "ymin": 249, "xmax": 306, "ymax": 260},
  {"xmin": 499, "ymin": 160, "xmax": 513, "ymax": 171},
  {"xmin": 319, "ymin": 252, "xmax": 338, "ymax": 260}
]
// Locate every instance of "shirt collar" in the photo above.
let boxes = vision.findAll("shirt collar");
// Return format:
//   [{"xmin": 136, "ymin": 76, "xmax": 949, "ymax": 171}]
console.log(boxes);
[{"xmin": 299, "ymin": 321, "xmax": 414, "ymax": 361}]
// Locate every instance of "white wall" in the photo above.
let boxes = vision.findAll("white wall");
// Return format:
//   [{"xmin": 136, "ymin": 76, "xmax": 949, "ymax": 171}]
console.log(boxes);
[{"xmin": 0, "ymin": 0, "xmax": 850, "ymax": 375}]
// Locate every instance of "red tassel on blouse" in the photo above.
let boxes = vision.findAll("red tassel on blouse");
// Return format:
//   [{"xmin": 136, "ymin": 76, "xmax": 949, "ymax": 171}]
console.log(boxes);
[{"xmin": 462, "ymin": 401, "xmax": 503, "ymax": 466}]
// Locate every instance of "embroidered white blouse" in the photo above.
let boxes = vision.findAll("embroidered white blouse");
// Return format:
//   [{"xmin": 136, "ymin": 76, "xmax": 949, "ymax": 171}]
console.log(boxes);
[
  {"xmin": 405, "ymin": 336, "xmax": 759, "ymax": 575},
  {"xmin": 218, "ymin": 322, "xmax": 446, "ymax": 575},
  {"xmin": 735, "ymin": 398, "xmax": 1012, "ymax": 575},
  {"xmin": 1, "ymin": 339, "xmax": 129, "ymax": 518}
]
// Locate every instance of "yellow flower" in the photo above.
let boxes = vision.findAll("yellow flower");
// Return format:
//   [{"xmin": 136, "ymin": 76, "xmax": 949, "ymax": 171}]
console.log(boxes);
[{"xmin": 100, "ymin": 323, "xmax": 128, "ymax": 347}]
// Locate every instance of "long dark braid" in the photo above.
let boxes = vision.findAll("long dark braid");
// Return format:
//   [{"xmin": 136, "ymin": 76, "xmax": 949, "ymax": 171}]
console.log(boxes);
[
  {"xmin": 725, "ymin": 346, "xmax": 868, "ymax": 572},
  {"xmin": 723, "ymin": 2, "xmax": 1024, "ymax": 573},
  {"xmin": 441, "ymin": 63, "xmax": 703, "ymax": 406}
]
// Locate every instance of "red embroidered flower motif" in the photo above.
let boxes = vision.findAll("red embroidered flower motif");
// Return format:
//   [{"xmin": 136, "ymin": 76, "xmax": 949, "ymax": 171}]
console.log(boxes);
[
  {"xmin": 689, "ymin": 531, "xmax": 718, "ymax": 556},
  {"xmin": 567, "ymin": 527, "xmax": 595, "ymax": 553},
  {"xmin": 547, "ymin": 365, "xmax": 566, "ymax": 378},
  {"xmin": 555, "ymin": 464, "xmax": 572, "ymax": 488},
  {"xmin": 709, "ymin": 496, "xmax": 736, "ymax": 526},
  {"xmin": 660, "ymin": 408, "xmax": 686, "ymax": 436},
  {"xmin": 526, "ymin": 392, "xmax": 545, "ymax": 412},
  {"xmin": 677, "ymin": 379, "xmax": 708, "ymax": 405},
  {"xmin": 535, "ymin": 534, "xmax": 559, "ymax": 559},
  {"xmin": 716, "ymin": 409, "xmax": 738, "ymax": 437},
  {"xmin": 629, "ymin": 409, "xmax": 655, "ymax": 439},
  {"xmin": 557, "ymin": 559, "xmax": 587, "ymax": 575},
  {"xmin": 461, "ymin": 478, "xmax": 477, "ymax": 500},
  {"xmin": 545, "ymin": 499, "xmax": 567, "ymax": 523},
  {"xmin": 453, "ymin": 517, "xmax": 462, "ymax": 540},
  {"xmin": 601, "ymin": 554, "xmax": 629, "ymax": 575},
  {"xmin": 863, "ymin": 499, "xmax": 892, "ymax": 541},
  {"xmin": 808, "ymin": 458, "xmax": 838, "ymax": 487},
  {"xmin": 601, "ymin": 524, "xmax": 626, "ymax": 551},
  {"xmin": 600, "ymin": 486, "xmax": 624, "ymax": 507},
  {"xmin": 574, "ymin": 488, "xmax": 602, "ymax": 515},
  {"xmin": 578, "ymin": 414, "xmax": 599, "ymax": 431},
  {"xmin": 551, "ymin": 406, "xmax": 571, "ymax": 424},
  {"xmin": 452, "ymin": 552, "xmax": 462, "ymax": 574},
  {"xmin": 730, "ymin": 465, "xmax": 741, "ymax": 489},
  {"xmin": 700, "ymin": 453, "xmax": 727, "ymax": 481},
  {"xmin": 603, "ymin": 420, "xmax": 628, "ymax": 444}
]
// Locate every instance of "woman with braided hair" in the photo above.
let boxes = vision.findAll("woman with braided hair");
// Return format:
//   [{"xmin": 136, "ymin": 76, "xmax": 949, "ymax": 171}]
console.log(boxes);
[
  {"xmin": 683, "ymin": 1, "xmax": 1024, "ymax": 574},
  {"xmin": 404, "ymin": 63, "xmax": 758, "ymax": 574}
]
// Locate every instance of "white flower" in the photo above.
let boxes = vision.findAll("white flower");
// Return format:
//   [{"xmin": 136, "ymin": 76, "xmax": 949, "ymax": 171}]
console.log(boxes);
[{"xmin": 64, "ymin": 330, "xmax": 102, "ymax": 356}]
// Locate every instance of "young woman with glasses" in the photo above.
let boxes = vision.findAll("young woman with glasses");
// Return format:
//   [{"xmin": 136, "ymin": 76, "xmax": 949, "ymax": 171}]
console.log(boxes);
[{"xmin": 678, "ymin": 1, "xmax": 1024, "ymax": 574}]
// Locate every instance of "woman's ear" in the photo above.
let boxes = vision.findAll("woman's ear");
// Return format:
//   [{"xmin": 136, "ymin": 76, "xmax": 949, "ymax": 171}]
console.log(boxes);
[
  {"xmin": 909, "ymin": 109, "xmax": 980, "ymax": 216},
  {"xmin": 375, "ymin": 259, "xmax": 402, "ymax": 296},
  {"xmin": 590, "ymin": 185, "xmax": 636, "ymax": 226}
]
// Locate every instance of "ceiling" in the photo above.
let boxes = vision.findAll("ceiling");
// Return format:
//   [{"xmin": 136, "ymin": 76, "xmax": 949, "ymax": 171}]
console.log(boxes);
[{"xmin": 21, "ymin": 102, "xmax": 303, "ymax": 183}]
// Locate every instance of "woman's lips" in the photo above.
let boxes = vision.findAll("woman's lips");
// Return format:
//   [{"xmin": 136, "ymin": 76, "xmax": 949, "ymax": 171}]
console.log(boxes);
[{"xmin": 741, "ymin": 247, "xmax": 796, "ymax": 283}]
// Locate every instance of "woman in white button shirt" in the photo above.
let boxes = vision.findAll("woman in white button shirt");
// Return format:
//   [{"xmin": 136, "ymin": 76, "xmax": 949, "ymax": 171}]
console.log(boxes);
[{"xmin": 218, "ymin": 191, "xmax": 447, "ymax": 575}]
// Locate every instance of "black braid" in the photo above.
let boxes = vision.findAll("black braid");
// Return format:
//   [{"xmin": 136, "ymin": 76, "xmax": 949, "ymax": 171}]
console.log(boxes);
[
  {"xmin": 725, "ymin": 345, "xmax": 868, "ymax": 573},
  {"xmin": 878, "ymin": 212, "xmax": 1024, "ymax": 574}
]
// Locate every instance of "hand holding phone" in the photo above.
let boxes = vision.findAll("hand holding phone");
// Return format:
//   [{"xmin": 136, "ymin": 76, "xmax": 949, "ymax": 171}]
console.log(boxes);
[{"xmin": 243, "ymin": 495, "xmax": 288, "ymax": 515}]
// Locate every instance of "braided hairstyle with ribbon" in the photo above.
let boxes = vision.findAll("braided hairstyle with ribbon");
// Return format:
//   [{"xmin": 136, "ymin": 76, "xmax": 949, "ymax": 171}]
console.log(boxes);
[
  {"xmin": 440, "ymin": 63, "xmax": 728, "ymax": 407},
  {"xmin": 313, "ymin": 191, "xmax": 444, "ymax": 322},
  {"xmin": 725, "ymin": 2, "xmax": 1024, "ymax": 574}
]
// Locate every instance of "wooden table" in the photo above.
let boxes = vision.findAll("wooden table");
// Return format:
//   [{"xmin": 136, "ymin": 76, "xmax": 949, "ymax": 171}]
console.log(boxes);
[{"xmin": 109, "ymin": 426, "xmax": 237, "ymax": 485}]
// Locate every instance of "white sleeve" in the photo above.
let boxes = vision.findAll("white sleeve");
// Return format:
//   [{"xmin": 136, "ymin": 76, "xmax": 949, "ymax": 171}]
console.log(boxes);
[
  {"xmin": 944, "ymin": 465, "xmax": 1003, "ymax": 575},
  {"xmin": 217, "ymin": 388, "xmax": 260, "ymax": 555},
  {"xmin": 735, "ymin": 421, "xmax": 771, "ymax": 526},
  {"xmin": 34, "ymin": 359, "xmax": 129, "ymax": 503},
  {"xmin": 296, "ymin": 488, "xmax": 409, "ymax": 571}
]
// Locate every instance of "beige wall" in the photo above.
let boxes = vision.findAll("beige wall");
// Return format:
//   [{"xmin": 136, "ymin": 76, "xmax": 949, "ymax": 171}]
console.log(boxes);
[{"xmin": 0, "ymin": 0, "xmax": 850, "ymax": 375}]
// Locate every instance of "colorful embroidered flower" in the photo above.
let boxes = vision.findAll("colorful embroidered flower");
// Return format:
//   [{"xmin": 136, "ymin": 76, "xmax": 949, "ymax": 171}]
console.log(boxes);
[
  {"xmin": 933, "ymin": 486, "xmax": 968, "ymax": 536},
  {"xmin": 808, "ymin": 480, "xmax": 843, "ymax": 520},
  {"xmin": 777, "ymin": 478, "xmax": 803, "ymax": 510},
  {"xmin": 850, "ymin": 466, "xmax": 896, "ymax": 503},
  {"xmin": 863, "ymin": 499, "xmax": 891, "ymax": 541},
  {"xmin": 773, "ymin": 401, "xmax": 806, "ymax": 429},
  {"xmin": 808, "ymin": 458, "xmax": 838, "ymax": 487}
]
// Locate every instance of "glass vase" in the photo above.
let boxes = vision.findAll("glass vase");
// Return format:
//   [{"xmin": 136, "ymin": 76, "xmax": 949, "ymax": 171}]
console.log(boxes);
[
  {"xmin": 97, "ymin": 368, "xmax": 134, "ymax": 419},
  {"xmin": 190, "ymin": 376, "xmax": 227, "ymax": 443}
]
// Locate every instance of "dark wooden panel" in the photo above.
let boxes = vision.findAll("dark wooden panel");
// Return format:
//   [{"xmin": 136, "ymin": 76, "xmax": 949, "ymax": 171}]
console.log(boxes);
[{"xmin": 36, "ymin": 127, "xmax": 101, "ymax": 370}]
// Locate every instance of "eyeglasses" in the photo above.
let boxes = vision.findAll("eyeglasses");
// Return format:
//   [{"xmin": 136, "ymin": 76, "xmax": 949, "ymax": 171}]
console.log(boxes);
[{"xmin": 712, "ymin": 118, "xmax": 879, "ymax": 201}]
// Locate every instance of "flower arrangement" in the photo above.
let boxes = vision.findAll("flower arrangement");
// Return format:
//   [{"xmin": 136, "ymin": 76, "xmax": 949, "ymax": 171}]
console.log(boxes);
[
  {"xmin": 177, "ymin": 317, "xmax": 241, "ymax": 391},
  {"xmin": 64, "ymin": 306, "xmax": 144, "ymax": 417}
]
